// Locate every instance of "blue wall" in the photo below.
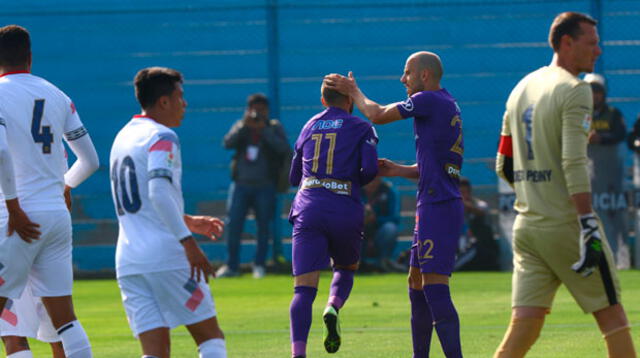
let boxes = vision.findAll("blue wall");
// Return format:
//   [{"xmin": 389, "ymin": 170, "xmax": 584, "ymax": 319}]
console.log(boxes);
[{"xmin": 2, "ymin": 0, "xmax": 639, "ymax": 246}]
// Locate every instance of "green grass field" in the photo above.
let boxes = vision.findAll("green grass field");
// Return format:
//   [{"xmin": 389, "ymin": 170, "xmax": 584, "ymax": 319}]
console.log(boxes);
[{"xmin": 20, "ymin": 271, "xmax": 640, "ymax": 357}]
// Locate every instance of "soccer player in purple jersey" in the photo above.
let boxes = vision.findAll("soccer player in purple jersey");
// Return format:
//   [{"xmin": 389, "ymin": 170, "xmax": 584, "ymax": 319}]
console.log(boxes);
[
  {"xmin": 325, "ymin": 51, "xmax": 464, "ymax": 358},
  {"xmin": 288, "ymin": 80, "xmax": 379, "ymax": 358}
]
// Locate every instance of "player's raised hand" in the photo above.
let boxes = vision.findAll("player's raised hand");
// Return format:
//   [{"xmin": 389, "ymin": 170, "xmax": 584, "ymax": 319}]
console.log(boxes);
[
  {"xmin": 182, "ymin": 236, "xmax": 214, "ymax": 283},
  {"xmin": 6, "ymin": 198, "xmax": 41, "ymax": 243},
  {"xmin": 571, "ymin": 213, "xmax": 604, "ymax": 277},
  {"xmin": 185, "ymin": 215, "xmax": 224, "ymax": 240},
  {"xmin": 323, "ymin": 72, "xmax": 358, "ymax": 97}
]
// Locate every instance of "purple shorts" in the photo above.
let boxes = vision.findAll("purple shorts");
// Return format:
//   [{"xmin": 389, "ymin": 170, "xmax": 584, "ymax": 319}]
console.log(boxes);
[
  {"xmin": 410, "ymin": 199, "xmax": 464, "ymax": 276},
  {"xmin": 291, "ymin": 208, "xmax": 363, "ymax": 276}
]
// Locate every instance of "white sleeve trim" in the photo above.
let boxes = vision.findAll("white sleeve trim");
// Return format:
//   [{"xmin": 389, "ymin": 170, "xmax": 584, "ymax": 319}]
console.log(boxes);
[
  {"xmin": 148, "ymin": 177, "xmax": 191, "ymax": 240},
  {"xmin": 64, "ymin": 133, "xmax": 99, "ymax": 188}
]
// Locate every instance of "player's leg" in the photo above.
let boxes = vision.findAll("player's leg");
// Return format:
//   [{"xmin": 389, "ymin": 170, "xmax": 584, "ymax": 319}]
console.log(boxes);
[
  {"xmin": 291, "ymin": 271, "xmax": 320, "ymax": 358},
  {"xmin": 322, "ymin": 263, "xmax": 357, "ymax": 354},
  {"xmin": 494, "ymin": 221, "xmax": 560, "ymax": 358},
  {"xmin": 408, "ymin": 262, "xmax": 433, "ymax": 358},
  {"xmin": 322, "ymin": 209, "xmax": 365, "ymax": 354},
  {"xmin": 49, "ymin": 342, "xmax": 66, "ymax": 358},
  {"xmin": 290, "ymin": 213, "xmax": 328, "ymax": 358},
  {"xmin": 145, "ymin": 269, "xmax": 224, "ymax": 358},
  {"xmin": 2, "ymin": 336, "xmax": 31, "ymax": 357},
  {"xmin": 185, "ymin": 316, "xmax": 226, "ymax": 358},
  {"xmin": 253, "ymin": 185, "xmax": 276, "ymax": 278},
  {"xmin": 118, "ymin": 274, "xmax": 171, "ymax": 358},
  {"xmin": 41, "ymin": 296, "xmax": 91, "ymax": 358},
  {"xmin": 416, "ymin": 200, "xmax": 463, "ymax": 358},
  {"xmin": 593, "ymin": 304, "xmax": 636, "ymax": 358},
  {"xmin": 493, "ymin": 307, "xmax": 546, "ymax": 358},
  {"xmin": 421, "ymin": 273, "xmax": 462, "ymax": 358},
  {"xmin": 31, "ymin": 211, "xmax": 90, "ymax": 358},
  {"xmin": 137, "ymin": 328, "xmax": 170, "ymax": 358},
  {"xmin": 555, "ymin": 222, "xmax": 635, "ymax": 357},
  {"xmin": 220, "ymin": 182, "xmax": 250, "ymax": 276}
]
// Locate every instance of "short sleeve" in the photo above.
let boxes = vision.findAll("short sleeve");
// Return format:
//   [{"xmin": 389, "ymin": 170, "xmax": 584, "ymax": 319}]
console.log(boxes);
[
  {"xmin": 500, "ymin": 110, "xmax": 511, "ymax": 136},
  {"xmin": 364, "ymin": 124, "xmax": 379, "ymax": 146},
  {"xmin": 148, "ymin": 131, "xmax": 180, "ymax": 182},
  {"xmin": 395, "ymin": 92, "xmax": 431, "ymax": 119}
]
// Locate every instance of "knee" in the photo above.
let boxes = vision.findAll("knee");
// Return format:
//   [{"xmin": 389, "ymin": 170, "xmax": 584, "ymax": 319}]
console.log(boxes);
[
  {"xmin": 407, "ymin": 271, "xmax": 422, "ymax": 290},
  {"xmin": 334, "ymin": 263, "xmax": 359, "ymax": 271}
]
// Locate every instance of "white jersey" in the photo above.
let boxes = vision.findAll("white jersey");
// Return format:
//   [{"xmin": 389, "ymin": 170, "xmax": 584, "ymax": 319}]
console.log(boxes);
[
  {"xmin": 0, "ymin": 72, "xmax": 85, "ymax": 215},
  {"xmin": 110, "ymin": 115, "xmax": 189, "ymax": 277}
]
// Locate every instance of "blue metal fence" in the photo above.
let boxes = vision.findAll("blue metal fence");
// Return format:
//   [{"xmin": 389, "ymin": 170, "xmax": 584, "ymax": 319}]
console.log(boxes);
[{"xmin": 2, "ymin": 1, "xmax": 639, "ymax": 262}]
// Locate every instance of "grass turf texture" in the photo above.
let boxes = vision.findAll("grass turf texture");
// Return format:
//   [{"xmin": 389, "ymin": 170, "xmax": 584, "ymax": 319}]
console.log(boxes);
[{"xmin": 20, "ymin": 271, "xmax": 640, "ymax": 357}]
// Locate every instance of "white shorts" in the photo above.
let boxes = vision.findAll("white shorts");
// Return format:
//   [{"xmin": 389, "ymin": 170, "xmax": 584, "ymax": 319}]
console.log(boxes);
[
  {"xmin": 0, "ymin": 210, "xmax": 73, "ymax": 299},
  {"xmin": 118, "ymin": 269, "xmax": 217, "ymax": 337},
  {"xmin": 0, "ymin": 284, "xmax": 59, "ymax": 342}
]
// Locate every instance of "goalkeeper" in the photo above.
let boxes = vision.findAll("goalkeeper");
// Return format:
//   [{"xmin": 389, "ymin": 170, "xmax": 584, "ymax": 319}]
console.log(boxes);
[{"xmin": 494, "ymin": 11, "xmax": 635, "ymax": 358}]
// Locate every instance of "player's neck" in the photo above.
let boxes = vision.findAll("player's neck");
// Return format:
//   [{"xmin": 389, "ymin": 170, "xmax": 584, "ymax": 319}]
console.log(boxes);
[
  {"xmin": 424, "ymin": 81, "xmax": 441, "ymax": 92},
  {"xmin": 329, "ymin": 104, "xmax": 351, "ymax": 113},
  {"xmin": 0, "ymin": 65, "xmax": 30, "ymax": 76},
  {"xmin": 550, "ymin": 53, "xmax": 579, "ymax": 77},
  {"xmin": 140, "ymin": 109, "xmax": 173, "ymax": 127}
]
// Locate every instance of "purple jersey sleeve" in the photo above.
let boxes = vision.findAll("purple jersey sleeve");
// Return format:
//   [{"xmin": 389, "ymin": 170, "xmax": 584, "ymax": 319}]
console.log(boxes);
[
  {"xmin": 359, "ymin": 126, "xmax": 379, "ymax": 185},
  {"xmin": 396, "ymin": 92, "xmax": 432, "ymax": 119},
  {"xmin": 289, "ymin": 146, "xmax": 303, "ymax": 186}
]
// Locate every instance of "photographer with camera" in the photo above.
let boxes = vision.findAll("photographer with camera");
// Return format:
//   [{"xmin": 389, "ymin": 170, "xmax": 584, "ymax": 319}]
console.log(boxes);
[{"xmin": 219, "ymin": 93, "xmax": 290, "ymax": 278}]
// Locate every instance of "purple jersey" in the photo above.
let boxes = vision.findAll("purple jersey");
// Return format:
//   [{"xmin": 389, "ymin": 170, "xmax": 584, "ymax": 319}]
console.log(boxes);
[
  {"xmin": 396, "ymin": 89, "xmax": 463, "ymax": 206},
  {"xmin": 289, "ymin": 107, "xmax": 378, "ymax": 221}
]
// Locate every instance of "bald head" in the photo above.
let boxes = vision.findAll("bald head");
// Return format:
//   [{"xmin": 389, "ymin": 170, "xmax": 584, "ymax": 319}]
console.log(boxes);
[
  {"xmin": 409, "ymin": 51, "xmax": 443, "ymax": 82},
  {"xmin": 401, "ymin": 51, "xmax": 443, "ymax": 95}
]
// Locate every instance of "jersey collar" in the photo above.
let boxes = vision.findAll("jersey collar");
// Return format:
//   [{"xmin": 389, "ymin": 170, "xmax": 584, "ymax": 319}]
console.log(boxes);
[
  {"xmin": 133, "ymin": 114, "xmax": 154, "ymax": 120},
  {"xmin": 0, "ymin": 70, "xmax": 30, "ymax": 78}
]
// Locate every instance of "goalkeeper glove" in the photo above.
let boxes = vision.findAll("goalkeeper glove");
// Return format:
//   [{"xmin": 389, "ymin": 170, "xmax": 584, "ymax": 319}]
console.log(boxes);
[{"xmin": 571, "ymin": 213, "xmax": 603, "ymax": 277}]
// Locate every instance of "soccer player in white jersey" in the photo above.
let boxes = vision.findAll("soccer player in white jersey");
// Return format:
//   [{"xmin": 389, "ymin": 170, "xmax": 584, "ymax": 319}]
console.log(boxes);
[
  {"xmin": 110, "ymin": 67, "xmax": 226, "ymax": 358},
  {"xmin": 0, "ymin": 25, "xmax": 99, "ymax": 358}
]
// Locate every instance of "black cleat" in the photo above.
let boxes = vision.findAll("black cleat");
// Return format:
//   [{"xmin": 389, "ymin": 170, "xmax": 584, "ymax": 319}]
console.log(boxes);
[{"xmin": 323, "ymin": 305, "xmax": 341, "ymax": 353}]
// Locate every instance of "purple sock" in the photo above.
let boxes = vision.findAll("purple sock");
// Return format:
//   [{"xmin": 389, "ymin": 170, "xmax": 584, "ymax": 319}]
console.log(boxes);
[
  {"xmin": 409, "ymin": 288, "xmax": 433, "ymax": 358},
  {"xmin": 423, "ymin": 284, "xmax": 462, "ymax": 358},
  {"xmin": 327, "ymin": 269, "xmax": 354, "ymax": 310},
  {"xmin": 290, "ymin": 286, "xmax": 318, "ymax": 357}
]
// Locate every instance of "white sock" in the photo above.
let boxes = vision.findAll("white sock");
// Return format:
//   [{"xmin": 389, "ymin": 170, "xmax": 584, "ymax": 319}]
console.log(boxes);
[
  {"xmin": 57, "ymin": 320, "xmax": 92, "ymax": 358},
  {"xmin": 199, "ymin": 338, "xmax": 226, "ymax": 358},
  {"xmin": 7, "ymin": 351, "xmax": 33, "ymax": 358}
]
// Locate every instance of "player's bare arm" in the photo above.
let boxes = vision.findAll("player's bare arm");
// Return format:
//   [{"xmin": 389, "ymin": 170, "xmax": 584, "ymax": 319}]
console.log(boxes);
[
  {"xmin": 377, "ymin": 158, "xmax": 419, "ymax": 179},
  {"xmin": 324, "ymin": 72, "xmax": 403, "ymax": 125},
  {"xmin": 184, "ymin": 215, "xmax": 224, "ymax": 240}
]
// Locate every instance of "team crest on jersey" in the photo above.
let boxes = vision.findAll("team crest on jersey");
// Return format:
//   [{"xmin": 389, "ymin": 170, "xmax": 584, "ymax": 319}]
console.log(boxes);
[
  {"xmin": 401, "ymin": 98, "xmax": 414, "ymax": 112},
  {"xmin": 582, "ymin": 114, "xmax": 592, "ymax": 132},
  {"xmin": 166, "ymin": 152, "xmax": 174, "ymax": 167}
]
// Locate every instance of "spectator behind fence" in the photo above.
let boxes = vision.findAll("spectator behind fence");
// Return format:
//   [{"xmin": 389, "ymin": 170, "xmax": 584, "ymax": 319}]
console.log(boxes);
[
  {"xmin": 454, "ymin": 178, "xmax": 500, "ymax": 271},
  {"xmin": 584, "ymin": 73, "xmax": 629, "ymax": 268},
  {"xmin": 362, "ymin": 177, "xmax": 405, "ymax": 272},
  {"xmin": 218, "ymin": 93, "xmax": 291, "ymax": 278}
]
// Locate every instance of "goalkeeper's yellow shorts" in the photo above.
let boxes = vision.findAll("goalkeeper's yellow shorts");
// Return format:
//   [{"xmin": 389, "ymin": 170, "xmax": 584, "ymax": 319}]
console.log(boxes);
[{"xmin": 511, "ymin": 215, "xmax": 620, "ymax": 313}]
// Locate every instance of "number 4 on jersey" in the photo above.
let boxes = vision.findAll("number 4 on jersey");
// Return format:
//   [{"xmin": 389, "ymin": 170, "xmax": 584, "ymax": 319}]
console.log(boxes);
[{"xmin": 31, "ymin": 99, "xmax": 54, "ymax": 154}]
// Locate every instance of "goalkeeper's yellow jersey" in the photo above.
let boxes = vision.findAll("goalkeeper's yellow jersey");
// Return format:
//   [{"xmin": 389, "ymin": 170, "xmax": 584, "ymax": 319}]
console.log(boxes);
[{"xmin": 500, "ymin": 65, "xmax": 593, "ymax": 226}]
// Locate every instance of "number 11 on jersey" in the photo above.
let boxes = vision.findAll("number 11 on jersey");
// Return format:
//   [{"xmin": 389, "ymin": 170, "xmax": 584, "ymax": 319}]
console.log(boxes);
[{"xmin": 311, "ymin": 133, "xmax": 337, "ymax": 175}]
